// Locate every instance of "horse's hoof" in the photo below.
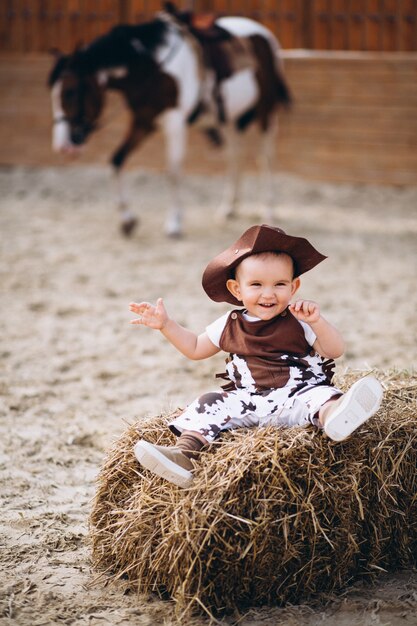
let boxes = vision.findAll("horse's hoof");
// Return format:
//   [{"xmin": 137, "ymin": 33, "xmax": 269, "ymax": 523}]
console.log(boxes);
[
  {"xmin": 203, "ymin": 127, "xmax": 224, "ymax": 147},
  {"xmin": 166, "ymin": 230, "xmax": 183, "ymax": 240},
  {"xmin": 121, "ymin": 217, "xmax": 138, "ymax": 237},
  {"xmin": 164, "ymin": 218, "xmax": 183, "ymax": 239},
  {"xmin": 215, "ymin": 208, "xmax": 237, "ymax": 223}
]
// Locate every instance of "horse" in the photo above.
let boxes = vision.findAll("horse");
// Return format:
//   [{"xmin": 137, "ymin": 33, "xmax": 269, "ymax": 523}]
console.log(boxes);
[{"xmin": 48, "ymin": 2, "xmax": 291, "ymax": 237}]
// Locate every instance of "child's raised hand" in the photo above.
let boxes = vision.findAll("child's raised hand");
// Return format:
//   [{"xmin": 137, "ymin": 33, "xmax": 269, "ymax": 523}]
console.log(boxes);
[
  {"xmin": 289, "ymin": 299, "xmax": 321, "ymax": 324},
  {"xmin": 129, "ymin": 298, "xmax": 168, "ymax": 330}
]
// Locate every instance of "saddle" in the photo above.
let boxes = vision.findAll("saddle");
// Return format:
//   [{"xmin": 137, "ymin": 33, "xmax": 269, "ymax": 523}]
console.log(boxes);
[
  {"xmin": 165, "ymin": 3, "xmax": 235, "ymax": 80},
  {"xmin": 189, "ymin": 14, "xmax": 235, "ymax": 81},
  {"xmin": 190, "ymin": 13, "xmax": 232, "ymax": 42},
  {"xmin": 166, "ymin": 3, "xmax": 248, "ymax": 130}
]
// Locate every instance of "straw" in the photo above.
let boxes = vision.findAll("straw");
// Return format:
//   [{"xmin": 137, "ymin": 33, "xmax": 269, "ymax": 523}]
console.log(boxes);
[{"xmin": 90, "ymin": 369, "xmax": 417, "ymax": 617}]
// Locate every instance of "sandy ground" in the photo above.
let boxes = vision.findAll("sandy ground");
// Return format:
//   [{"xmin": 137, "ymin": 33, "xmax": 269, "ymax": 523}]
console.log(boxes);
[{"xmin": 0, "ymin": 164, "xmax": 416, "ymax": 625}]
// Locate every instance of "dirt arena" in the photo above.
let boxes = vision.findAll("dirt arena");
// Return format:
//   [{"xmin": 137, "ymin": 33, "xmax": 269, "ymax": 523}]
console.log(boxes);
[{"xmin": 1, "ymin": 164, "xmax": 416, "ymax": 625}]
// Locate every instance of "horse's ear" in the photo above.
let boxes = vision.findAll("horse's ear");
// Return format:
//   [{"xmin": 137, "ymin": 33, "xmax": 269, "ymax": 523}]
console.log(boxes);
[
  {"xmin": 47, "ymin": 52, "xmax": 69, "ymax": 86},
  {"xmin": 164, "ymin": 2, "xmax": 192, "ymax": 25},
  {"xmin": 163, "ymin": 2, "xmax": 178, "ymax": 15}
]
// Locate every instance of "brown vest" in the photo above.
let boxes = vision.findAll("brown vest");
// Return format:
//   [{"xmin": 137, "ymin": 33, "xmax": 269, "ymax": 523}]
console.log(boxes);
[{"xmin": 218, "ymin": 308, "xmax": 334, "ymax": 390}]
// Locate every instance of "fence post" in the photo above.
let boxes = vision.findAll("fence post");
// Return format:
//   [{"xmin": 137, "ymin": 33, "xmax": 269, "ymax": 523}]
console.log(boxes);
[
  {"xmin": 300, "ymin": 0, "xmax": 312, "ymax": 48},
  {"xmin": 119, "ymin": 0, "xmax": 130, "ymax": 24}
]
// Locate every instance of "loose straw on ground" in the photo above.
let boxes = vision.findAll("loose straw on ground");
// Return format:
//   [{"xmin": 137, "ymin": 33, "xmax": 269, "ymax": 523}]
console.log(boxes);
[{"xmin": 90, "ymin": 370, "xmax": 417, "ymax": 618}]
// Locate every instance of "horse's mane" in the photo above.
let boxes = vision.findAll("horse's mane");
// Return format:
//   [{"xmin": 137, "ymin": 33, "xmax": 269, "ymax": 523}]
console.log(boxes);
[
  {"xmin": 49, "ymin": 17, "xmax": 171, "ymax": 81},
  {"xmin": 84, "ymin": 19, "xmax": 169, "ymax": 66}
]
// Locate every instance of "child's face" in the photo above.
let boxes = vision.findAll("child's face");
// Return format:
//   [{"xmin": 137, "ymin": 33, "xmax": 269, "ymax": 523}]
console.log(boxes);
[{"xmin": 226, "ymin": 252, "xmax": 300, "ymax": 319}]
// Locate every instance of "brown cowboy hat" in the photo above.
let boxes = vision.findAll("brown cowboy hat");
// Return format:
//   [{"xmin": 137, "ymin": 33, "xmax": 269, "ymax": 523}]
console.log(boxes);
[{"xmin": 202, "ymin": 224, "xmax": 327, "ymax": 305}]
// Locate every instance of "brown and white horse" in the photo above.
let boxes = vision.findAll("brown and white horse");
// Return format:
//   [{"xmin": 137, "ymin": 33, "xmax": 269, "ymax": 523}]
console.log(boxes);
[{"xmin": 48, "ymin": 3, "xmax": 291, "ymax": 236}]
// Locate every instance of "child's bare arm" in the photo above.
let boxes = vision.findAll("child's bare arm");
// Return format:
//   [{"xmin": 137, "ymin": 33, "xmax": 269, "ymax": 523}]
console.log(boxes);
[
  {"xmin": 289, "ymin": 300, "xmax": 345, "ymax": 359},
  {"xmin": 129, "ymin": 299, "xmax": 220, "ymax": 360},
  {"xmin": 130, "ymin": 299, "xmax": 168, "ymax": 330}
]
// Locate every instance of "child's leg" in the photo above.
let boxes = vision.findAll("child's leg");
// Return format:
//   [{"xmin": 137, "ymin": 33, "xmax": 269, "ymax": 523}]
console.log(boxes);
[
  {"xmin": 134, "ymin": 430, "xmax": 208, "ymax": 488},
  {"xmin": 134, "ymin": 439, "xmax": 193, "ymax": 488},
  {"xmin": 134, "ymin": 386, "xmax": 264, "ymax": 487},
  {"xmin": 176, "ymin": 430, "xmax": 208, "ymax": 457},
  {"xmin": 319, "ymin": 375, "xmax": 383, "ymax": 441},
  {"xmin": 168, "ymin": 389, "xmax": 261, "ymax": 442}
]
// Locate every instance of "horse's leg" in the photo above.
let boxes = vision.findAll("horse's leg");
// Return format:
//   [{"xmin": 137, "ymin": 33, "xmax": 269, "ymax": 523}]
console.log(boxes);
[
  {"xmin": 161, "ymin": 109, "xmax": 186, "ymax": 238},
  {"xmin": 111, "ymin": 121, "xmax": 151, "ymax": 236},
  {"xmin": 257, "ymin": 114, "xmax": 278, "ymax": 224},
  {"xmin": 216, "ymin": 125, "xmax": 243, "ymax": 222},
  {"xmin": 113, "ymin": 169, "xmax": 135, "ymax": 236}
]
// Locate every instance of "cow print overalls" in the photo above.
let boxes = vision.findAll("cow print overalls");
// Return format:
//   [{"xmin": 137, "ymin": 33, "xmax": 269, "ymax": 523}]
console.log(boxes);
[{"xmin": 169, "ymin": 308, "xmax": 342, "ymax": 442}]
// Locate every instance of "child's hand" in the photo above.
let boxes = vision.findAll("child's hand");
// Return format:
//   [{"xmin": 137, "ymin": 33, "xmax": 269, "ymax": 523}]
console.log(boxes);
[
  {"xmin": 129, "ymin": 298, "xmax": 169, "ymax": 330},
  {"xmin": 289, "ymin": 300, "xmax": 321, "ymax": 324}
]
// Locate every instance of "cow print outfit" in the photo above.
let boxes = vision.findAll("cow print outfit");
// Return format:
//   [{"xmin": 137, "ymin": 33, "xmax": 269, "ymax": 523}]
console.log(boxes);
[{"xmin": 169, "ymin": 307, "xmax": 342, "ymax": 442}]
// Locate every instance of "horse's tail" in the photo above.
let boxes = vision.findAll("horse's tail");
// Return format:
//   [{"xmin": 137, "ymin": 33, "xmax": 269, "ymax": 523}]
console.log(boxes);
[
  {"xmin": 276, "ymin": 71, "xmax": 293, "ymax": 108},
  {"xmin": 260, "ymin": 31, "xmax": 293, "ymax": 109},
  {"xmin": 249, "ymin": 33, "xmax": 293, "ymax": 110}
]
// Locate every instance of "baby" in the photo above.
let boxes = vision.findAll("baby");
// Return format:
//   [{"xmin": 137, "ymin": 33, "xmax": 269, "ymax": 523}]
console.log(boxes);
[{"xmin": 130, "ymin": 224, "xmax": 383, "ymax": 487}]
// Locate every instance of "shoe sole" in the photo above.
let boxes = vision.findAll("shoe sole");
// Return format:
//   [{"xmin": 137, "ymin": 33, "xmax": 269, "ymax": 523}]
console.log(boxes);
[
  {"xmin": 324, "ymin": 376, "xmax": 383, "ymax": 442},
  {"xmin": 134, "ymin": 440, "xmax": 193, "ymax": 488}
]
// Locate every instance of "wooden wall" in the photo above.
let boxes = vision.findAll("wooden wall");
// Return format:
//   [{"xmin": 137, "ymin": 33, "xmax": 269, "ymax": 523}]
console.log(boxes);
[
  {"xmin": 280, "ymin": 51, "xmax": 417, "ymax": 184},
  {"xmin": 0, "ymin": 51, "xmax": 416, "ymax": 185},
  {"xmin": 1, "ymin": 1, "xmax": 416, "ymax": 53}
]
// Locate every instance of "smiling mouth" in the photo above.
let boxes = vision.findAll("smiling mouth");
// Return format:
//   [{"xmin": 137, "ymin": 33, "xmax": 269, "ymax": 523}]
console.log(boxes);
[{"xmin": 259, "ymin": 303, "xmax": 275, "ymax": 308}]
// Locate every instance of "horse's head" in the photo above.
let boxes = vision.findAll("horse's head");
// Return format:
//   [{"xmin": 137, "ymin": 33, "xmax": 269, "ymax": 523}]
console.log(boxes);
[{"xmin": 48, "ymin": 51, "xmax": 105, "ymax": 155}]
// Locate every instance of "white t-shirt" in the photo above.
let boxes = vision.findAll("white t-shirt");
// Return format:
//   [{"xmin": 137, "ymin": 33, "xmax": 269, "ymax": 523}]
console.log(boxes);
[{"xmin": 206, "ymin": 310, "xmax": 317, "ymax": 349}]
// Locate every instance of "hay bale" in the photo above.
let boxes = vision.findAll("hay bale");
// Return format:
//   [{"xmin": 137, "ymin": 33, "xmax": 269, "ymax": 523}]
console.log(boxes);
[{"xmin": 90, "ymin": 371, "xmax": 417, "ymax": 617}]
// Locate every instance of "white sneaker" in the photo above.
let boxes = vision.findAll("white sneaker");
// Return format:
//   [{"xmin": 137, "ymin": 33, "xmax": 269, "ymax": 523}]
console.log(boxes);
[
  {"xmin": 324, "ymin": 376, "xmax": 383, "ymax": 442},
  {"xmin": 134, "ymin": 440, "xmax": 194, "ymax": 488}
]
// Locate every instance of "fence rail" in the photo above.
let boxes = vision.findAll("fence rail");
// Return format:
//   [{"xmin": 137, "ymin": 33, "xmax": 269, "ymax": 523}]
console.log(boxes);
[{"xmin": 1, "ymin": 0, "xmax": 416, "ymax": 53}]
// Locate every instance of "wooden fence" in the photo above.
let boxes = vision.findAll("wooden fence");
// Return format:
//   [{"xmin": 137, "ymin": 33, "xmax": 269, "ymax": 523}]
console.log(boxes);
[
  {"xmin": 1, "ymin": 51, "xmax": 416, "ymax": 185},
  {"xmin": 1, "ymin": 0, "xmax": 416, "ymax": 53}
]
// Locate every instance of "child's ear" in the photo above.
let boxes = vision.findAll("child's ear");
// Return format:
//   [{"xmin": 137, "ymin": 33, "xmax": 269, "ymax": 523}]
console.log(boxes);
[
  {"xmin": 291, "ymin": 277, "xmax": 301, "ymax": 296},
  {"xmin": 226, "ymin": 279, "xmax": 241, "ymax": 301}
]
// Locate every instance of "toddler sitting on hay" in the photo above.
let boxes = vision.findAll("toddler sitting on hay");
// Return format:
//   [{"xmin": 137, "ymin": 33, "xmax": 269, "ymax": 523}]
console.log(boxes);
[{"xmin": 130, "ymin": 224, "xmax": 383, "ymax": 488}]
